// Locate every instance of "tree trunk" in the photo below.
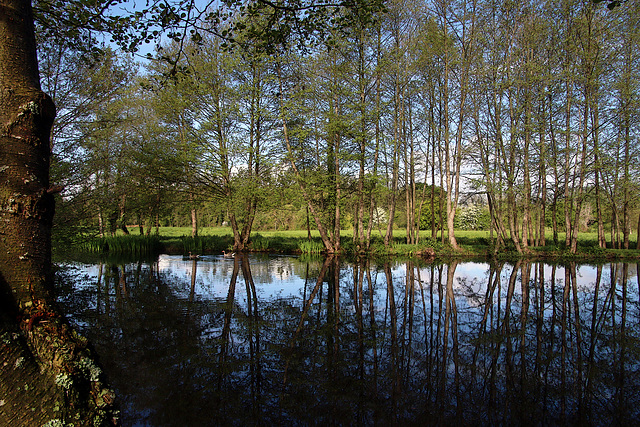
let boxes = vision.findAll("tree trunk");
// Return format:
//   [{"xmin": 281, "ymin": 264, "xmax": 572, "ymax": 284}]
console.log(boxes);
[
  {"xmin": 1, "ymin": 0, "xmax": 56, "ymax": 312},
  {"xmin": 564, "ymin": 74, "xmax": 572, "ymax": 249},
  {"xmin": 365, "ymin": 26, "xmax": 383, "ymax": 249},
  {"xmin": 333, "ymin": 150, "xmax": 341, "ymax": 253},
  {"xmin": 384, "ymin": 74, "xmax": 401, "ymax": 248},
  {"xmin": 408, "ymin": 105, "xmax": 416, "ymax": 244},
  {"xmin": 522, "ymin": 74, "xmax": 533, "ymax": 249},
  {"xmin": 306, "ymin": 205, "xmax": 312, "ymax": 240},
  {"xmin": 354, "ymin": 27, "xmax": 367, "ymax": 251},
  {"xmin": 622, "ymin": 113, "xmax": 631, "ymax": 249},
  {"xmin": 138, "ymin": 212, "xmax": 144, "ymax": 235},
  {"xmin": 98, "ymin": 205, "xmax": 105, "ymax": 237},
  {"xmin": 118, "ymin": 193, "xmax": 129, "ymax": 235},
  {"xmin": 431, "ymin": 128, "xmax": 437, "ymax": 240},
  {"xmin": 384, "ymin": 141, "xmax": 399, "ymax": 247},
  {"xmin": 442, "ymin": 28, "xmax": 458, "ymax": 251},
  {"xmin": 404, "ymin": 144, "xmax": 411, "ymax": 244},
  {"xmin": 191, "ymin": 206, "xmax": 198, "ymax": 237},
  {"xmin": 593, "ymin": 108, "xmax": 606, "ymax": 248},
  {"xmin": 331, "ymin": 93, "xmax": 341, "ymax": 253},
  {"xmin": 538, "ymin": 125, "xmax": 546, "ymax": 248},
  {"xmin": 636, "ymin": 213, "xmax": 640, "ymax": 250},
  {"xmin": 0, "ymin": 0, "xmax": 118, "ymax": 423},
  {"xmin": 355, "ymin": 117, "xmax": 365, "ymax": 249}
]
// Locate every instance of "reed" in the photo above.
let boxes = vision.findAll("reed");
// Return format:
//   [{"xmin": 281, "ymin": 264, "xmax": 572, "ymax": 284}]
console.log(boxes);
[
  {"xmin": 74, "ymin": 228, "xmax": 639, "ymax": 260},
  {"xmin": 249, "ymin": 234, "xmax": 270, "ymax": 251},
  {"xmin": 181, "ymin": 236, "xmax": 206, "ymax": 254},
  {"xmin": 297, "ymin": 239, "xmax": 324, "ymax": 254},
  {"xmin": 83, "ymin": 235, "xmax": 162, "ymax": 256},
  {"xmin": 82, "ymin": 238, "xmax": 109, "ymax": 253},
  {"xmin": 180, "ymin": 235, "xmax": 233, "ymax": 254}
]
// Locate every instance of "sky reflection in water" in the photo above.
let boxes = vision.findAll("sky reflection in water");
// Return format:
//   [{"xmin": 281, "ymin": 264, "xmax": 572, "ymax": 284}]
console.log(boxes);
[{"xmin": 56, "ymin": 255, "xmax": 640, "ymax": 426}]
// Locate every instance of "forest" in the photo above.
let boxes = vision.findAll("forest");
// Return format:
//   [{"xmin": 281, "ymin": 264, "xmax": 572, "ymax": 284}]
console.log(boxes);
[{"xmin": 42, "ymin": 0, "xmax": 640, "ymax": 255}]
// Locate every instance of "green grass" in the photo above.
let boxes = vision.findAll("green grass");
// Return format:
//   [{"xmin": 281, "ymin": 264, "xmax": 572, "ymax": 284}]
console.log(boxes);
[{"xmin": 75, "ymin": 227, "xmax": 640, "ymax": 260}]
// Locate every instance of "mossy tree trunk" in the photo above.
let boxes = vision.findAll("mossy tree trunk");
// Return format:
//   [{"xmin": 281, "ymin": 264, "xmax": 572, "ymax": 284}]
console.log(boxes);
[
  {"xmin": 0, "ymin": 0, "xmax": 56, "ymax": 313},
  {"xmin": 1, "ymin": 1, "xmax": 118, "ymax": 425}
]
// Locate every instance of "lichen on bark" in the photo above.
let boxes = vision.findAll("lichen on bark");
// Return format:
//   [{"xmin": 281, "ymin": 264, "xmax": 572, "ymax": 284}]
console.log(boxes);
[
  {"xmin": 0, "ymin": 0, "xmax": 119, "ymax": 424},
  {"xmin": 1, "ymin": 309, "xmax": 120, "ymax": 426}
]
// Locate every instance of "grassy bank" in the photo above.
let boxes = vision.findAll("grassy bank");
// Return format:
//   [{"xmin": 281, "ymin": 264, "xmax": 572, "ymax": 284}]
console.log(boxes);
[{"xmin": 69, "ymin": 227, "xmax": 640, "ymax": 262}]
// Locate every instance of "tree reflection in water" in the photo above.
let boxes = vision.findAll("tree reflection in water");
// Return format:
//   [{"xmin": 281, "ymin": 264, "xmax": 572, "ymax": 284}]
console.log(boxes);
[{"xmin": 55, "ymin": 256, "xmax": 640, "ymax": 425}]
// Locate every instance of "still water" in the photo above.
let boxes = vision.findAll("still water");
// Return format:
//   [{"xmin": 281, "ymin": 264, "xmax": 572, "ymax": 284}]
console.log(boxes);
[{"xmin": 55, "ymin": 254, "xmax": 640, "ymax": 426}]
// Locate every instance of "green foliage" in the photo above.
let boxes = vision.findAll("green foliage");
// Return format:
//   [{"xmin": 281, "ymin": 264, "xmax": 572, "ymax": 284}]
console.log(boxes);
[
  {"xmin": 82, "ymin": 238, "xmax": 108, "ymax": 254},
  {"xmin": 74, "ymin": 228, "xmax": 640, "ymax": 261},
  {"xmin": 249, "ymin": 234, "xmax": 270, "ymax": 251},
  {"xmin": 181, "ymin": 236, "xmax": 206, "ymax": 254},
  {"xmin": 582, "ymin": 245, "xmax": 608, "ymax": 257},
  {"xmin": 418, "ymin": 185, "xmax": 446, "ymax": 231},
  {"xmin": 181, "ymin": 235, "xmax": 231, "ymax": 254},
  {"xmin": 297, "ymin": 239, "xmax": 325, "ymax": 254},
  {"xmin": 215, "ymin": 0, "xmax": 388, "ymax": 53},
  {"xmin": 83, "ymin": 235, "xmax": 162, "ymax": 256},
  {"xmin": 419, "ymin": 237, "xmax": 446, "ymax": 252},
  {"xmin": 546, "ymin": 203, "xmax": 567, "ymax": 231}
]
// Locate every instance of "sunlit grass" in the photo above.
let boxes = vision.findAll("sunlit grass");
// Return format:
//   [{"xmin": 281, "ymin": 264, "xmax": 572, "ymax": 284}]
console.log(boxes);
[
  {"xmin": 152, "ymin": 227, "xmax": 236, "ymax": 237},
  {"xmin": 86, "ymin": 227, "xmax": 638, "ymax": 259}
]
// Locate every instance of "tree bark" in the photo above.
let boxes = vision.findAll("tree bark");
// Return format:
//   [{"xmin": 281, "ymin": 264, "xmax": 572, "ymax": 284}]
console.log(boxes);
[
  {"xmin": 636, "ymin": 213, "xmax": 640, "ymax": 250},
  {"xmin": 118, "ymin": 193, "xmax": 129, "ymax": 235},
  {"xmin": 0, "ymin": 0, "xmax": 119, "ymax": 424},
  {"xmin": 1, "ymin": 0, "xmax": 56, "ymax": 314},
  {"xmin": 191, "ymin": 206, "xmax": 198, "ymax": 237},
  {"xmin": 593, "ymin": 106, "xmax": 606, "ymax": 249},
  {"xmin": 537, "ymin": 115, "xmax": 547, "ymax": 248},
  {"xmin": 365, "ymin": 32, "xmax": 382, "ymax": 248}
]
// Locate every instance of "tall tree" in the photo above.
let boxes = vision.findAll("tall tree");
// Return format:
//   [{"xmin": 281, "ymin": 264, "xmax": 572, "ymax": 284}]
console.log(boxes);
[
  {"xmin": 1, "ymin": 0, "xmax": 56, "ymax": 319},
  {"xmin": 0, "ymin": 0, "xmax": 120, "ymax": 423}
]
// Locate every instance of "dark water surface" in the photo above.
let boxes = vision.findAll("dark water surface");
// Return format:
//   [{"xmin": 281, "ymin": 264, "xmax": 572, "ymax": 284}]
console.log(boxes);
[{"xmin": 55, "ymin": 255, "xmax": 640, "ymax": 426}]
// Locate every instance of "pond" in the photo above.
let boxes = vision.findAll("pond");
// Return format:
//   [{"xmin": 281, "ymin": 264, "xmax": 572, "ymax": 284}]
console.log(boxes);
[{"xmin": 55, "ymin": 254, "xmax": 640, "ymax": 426}]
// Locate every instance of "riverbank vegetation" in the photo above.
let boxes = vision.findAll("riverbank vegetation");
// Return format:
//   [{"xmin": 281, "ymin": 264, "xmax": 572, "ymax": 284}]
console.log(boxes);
[{"xmin": 70, "ymin": 227, "xmax": 640, "ymax": 261}]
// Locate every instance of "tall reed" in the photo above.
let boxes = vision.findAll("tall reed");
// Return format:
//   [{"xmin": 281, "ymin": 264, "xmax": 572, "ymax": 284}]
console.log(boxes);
[
  {"xmin": 83, "ymin": 235, "xmax": 162, "ymax": 256},
  {"xmin": 297, "ymin": 239, "xmax": 324, "ymax": 254},
  {"xmin": 180, "ymin": 235, "xmax": 232, "ymax": 254}
]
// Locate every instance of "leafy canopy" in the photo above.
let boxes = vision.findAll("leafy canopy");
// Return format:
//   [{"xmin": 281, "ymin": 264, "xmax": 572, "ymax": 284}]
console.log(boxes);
[{"xmin": 33, "ymin": 0, "xmax": 387, "ymax": 62}]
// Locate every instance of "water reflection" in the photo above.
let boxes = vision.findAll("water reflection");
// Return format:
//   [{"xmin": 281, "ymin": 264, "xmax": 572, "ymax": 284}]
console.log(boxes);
[{"xmin": 55, "ymin": 256, "xmax": 640, "ymax": 426}]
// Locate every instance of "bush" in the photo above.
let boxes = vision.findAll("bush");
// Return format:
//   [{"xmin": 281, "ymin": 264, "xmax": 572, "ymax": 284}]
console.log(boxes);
[{"xmin": 455, "ymin": 205, "xmax": 490, "ymax": 231}]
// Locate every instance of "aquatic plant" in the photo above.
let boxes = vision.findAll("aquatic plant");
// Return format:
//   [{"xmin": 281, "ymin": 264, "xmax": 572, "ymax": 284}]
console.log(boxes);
[
  {"xmin": 297, "ymin": 239, "xmax": 324, "ymax": 254},
  {"xmin": 180, "ymin": 235, "xmax": 232, "ymax": 254},
  {"xmin": 250, "ymin": 234, "xmax": 270, "ymax": 251},
  {"xmin": 83, "ymin": 235, "xmax": 162, "ymax": 256}
]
